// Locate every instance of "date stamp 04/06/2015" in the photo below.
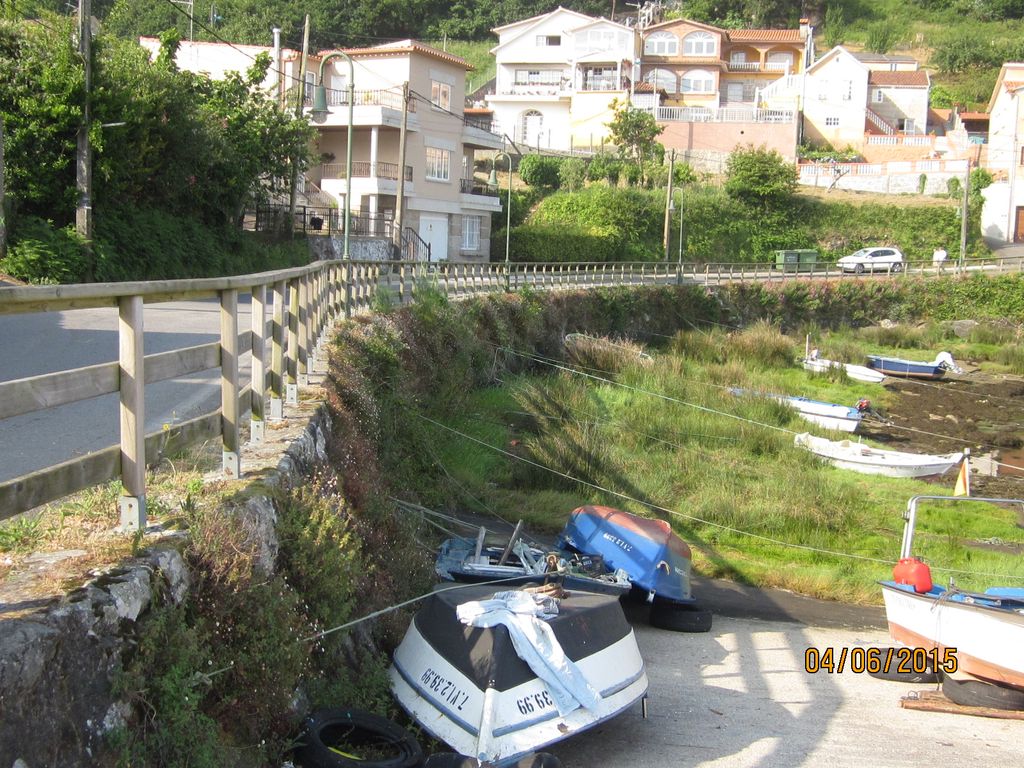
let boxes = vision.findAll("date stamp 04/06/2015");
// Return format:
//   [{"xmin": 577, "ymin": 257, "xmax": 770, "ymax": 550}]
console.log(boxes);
[{"xmin": 804, "ymin": 646, "xmax": 958, "ymax": 675}]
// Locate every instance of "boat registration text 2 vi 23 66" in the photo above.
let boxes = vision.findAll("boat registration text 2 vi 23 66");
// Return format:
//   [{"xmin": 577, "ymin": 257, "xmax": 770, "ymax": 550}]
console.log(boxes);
[{"xmin": 804, "ymin": 646, "xmax": 958, "ymax": 675}]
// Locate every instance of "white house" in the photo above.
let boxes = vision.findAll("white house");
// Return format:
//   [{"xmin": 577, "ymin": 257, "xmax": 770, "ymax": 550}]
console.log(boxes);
[
  {"xmin": 760, "ymin": 46, "xmax": 930, "ymax": 150},
  {"xmin": 981, "ymin": 63, "xmax": 1024, "ymax": 243},
  {"xmin": 141, "ymin": 35, "xmax": 504, "ymax": 262},
  {"xmin": 485, "ymin": 7, "xmax": 638, "ymax": 151}
]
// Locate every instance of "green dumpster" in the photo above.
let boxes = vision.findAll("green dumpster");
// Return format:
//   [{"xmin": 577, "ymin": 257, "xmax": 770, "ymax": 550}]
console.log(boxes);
[{"xmin": 773, "ymin": 249, "xmax": 819, "ymax": 273}]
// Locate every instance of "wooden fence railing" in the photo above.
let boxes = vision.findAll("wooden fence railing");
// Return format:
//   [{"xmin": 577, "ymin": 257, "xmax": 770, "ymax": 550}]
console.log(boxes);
[{"xmin": 1, "ymin": 253, "xmax": 1021, "ymax": 527}]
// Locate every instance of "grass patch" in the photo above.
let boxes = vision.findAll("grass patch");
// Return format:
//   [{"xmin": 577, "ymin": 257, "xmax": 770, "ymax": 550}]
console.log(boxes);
[{"xmin": 418, "ymin": 322, "xmax": 1024, "ymax": 604}]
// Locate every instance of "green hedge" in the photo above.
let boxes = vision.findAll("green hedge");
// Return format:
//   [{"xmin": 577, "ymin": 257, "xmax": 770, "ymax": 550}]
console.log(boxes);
[{"xmin": 1, "ymin": 208, "xmax": 310, "ymax": 283}]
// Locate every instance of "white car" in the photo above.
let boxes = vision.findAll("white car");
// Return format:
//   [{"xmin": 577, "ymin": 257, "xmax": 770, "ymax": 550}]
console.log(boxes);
[{"xmin": 837, "ymin": 247, "xmax": 904, "ymax": 273}]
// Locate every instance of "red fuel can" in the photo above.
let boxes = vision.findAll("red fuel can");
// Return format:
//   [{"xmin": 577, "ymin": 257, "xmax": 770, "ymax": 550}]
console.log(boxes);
[{"xmin": 893, "ymin": 557, "xmax": 933, "ymax": 593}]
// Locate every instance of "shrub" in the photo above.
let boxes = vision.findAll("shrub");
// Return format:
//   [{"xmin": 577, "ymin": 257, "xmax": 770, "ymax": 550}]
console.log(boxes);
[
  {"xmin": 587, "ymin": 152, "xmax": 622, "ymax": 185},
  {"xmin": 947, "ymin": 177, "xmax": 963, "ymax": 199},
  {"xmin": 559, "ymin": 157, "xmax": 587, "ymax": 192},
  {"xmin": 518, "ymin": 154, "xmax": 563, "ymax": 188},
  {"xmin": 1, "ymin": 216, "xmax": 89, "ymax": 283}
]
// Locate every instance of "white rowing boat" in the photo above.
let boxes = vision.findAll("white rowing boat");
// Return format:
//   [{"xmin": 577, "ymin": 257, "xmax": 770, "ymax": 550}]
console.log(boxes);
[
  {"xmin": 794, "ymin": 433, "xmax": 963, "ymax": 477},
  {"xmin": 802, "ymin": 356, "xmax": 886, "ymax": 384}
]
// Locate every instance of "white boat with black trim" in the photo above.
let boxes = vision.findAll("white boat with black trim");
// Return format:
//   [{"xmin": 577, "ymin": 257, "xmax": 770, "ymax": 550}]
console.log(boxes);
[{"xmin": 389, "ymin": 584, "xmax": 647, "ymax": 766}]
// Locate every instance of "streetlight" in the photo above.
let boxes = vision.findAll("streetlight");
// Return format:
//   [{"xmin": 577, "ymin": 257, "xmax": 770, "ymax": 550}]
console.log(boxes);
[
  {"xmin": 490, "ymin": 151, "xmax": 513, "ymax": 290},
  {"xmin": 311, "ymin": 51, "xmax": 355, "ymax": 260}
]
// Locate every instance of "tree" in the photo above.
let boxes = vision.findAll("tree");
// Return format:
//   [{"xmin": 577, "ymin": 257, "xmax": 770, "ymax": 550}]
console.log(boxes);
[
  {"xmin": 724, "ymin": 145, "xmax": 797, "ymax": 212},
  {"xmin": 605, "ymin": 100, "xmax": 663, "ymax": 186}
]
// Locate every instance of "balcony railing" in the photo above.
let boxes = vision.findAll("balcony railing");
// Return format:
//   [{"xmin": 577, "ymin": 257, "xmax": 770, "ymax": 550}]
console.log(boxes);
[
  {"xmin": 459, "ymin": 178, "xmax": 498, "ymax": 196},
  {"xmin": 321, "ymin": 161, "xmax": 413, "ymax": 181},
  {"xmin": 728, "ymin": 61, "xmax": 761, "ymax": 71},
  {"xmin": 653, "ymin": 106, "xmax": 796, "ymax": 124},
  {"xmin": 304, "ymin": 88, "xmax": 415, "ymax": 111},
  {"xmin": 581, "ymin": 77, "xmax": 626, "ymax": 92},
  {"xmin": 463, "ymin": 116, "xmax": 502, "ymax": 137}
]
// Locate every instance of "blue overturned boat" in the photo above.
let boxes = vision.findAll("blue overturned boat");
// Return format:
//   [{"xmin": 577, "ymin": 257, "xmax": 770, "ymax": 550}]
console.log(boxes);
[
  {"xmin": 866, "ymin": 351, "xmax": 962, "ymax": 380},
  {"xmin": 556, "ymin": 506, "xmax": 711, "ymax": 632},
  {"xmin": 557, "ymin": 505, "xmax": 695, "ymax": 603}
]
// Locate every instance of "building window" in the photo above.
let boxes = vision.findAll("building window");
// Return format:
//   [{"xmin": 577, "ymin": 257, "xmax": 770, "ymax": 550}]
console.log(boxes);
[
  {"xmin": 766, "ymin": 52, "xmax": 791, "ymax": 71},
  {"xmin": 304, "ymin": 71, "xmax": 315, "ymax": 100},
  {"xmin": 536, "ymin": 35, "xmax": 561, "ymax": 46},
  {"xmin": 462, "ymin": 216, "xmax": 481, "ymax": 250},
  {"xmin": 644, "ymin": 31, "xmax": 679, "ymax": 56},
  {"xmin": 681, "ymin": 69, "xmax": 714, "ymax": 93},
  {"xmin": 683, "ymin": 31, "xmax": 716, "ymax": 56},
  {"xmin": 730, "ymin": 51, "xmax": 746, "ymax": 64},
  {"xmin": 825, "ymin": 116, "xmax": 840, "ymax": 126},
  {"xmin": 645, "ymin": 68, "xmax": 677, "ymax": 93},
  {"xmin": 431, "ymin": 81, "xmax": 451, "ymax": 111},
  {"xmin": 874, "ymin": 89, "xmax": 884, "ymax": 103},
  {"xmin": 425, "ymin": 147, "xmax": 451, "ymax": 181},
  {"xmin": 514, "ymin": 69, "xmax": 562, "ymax": 85}
]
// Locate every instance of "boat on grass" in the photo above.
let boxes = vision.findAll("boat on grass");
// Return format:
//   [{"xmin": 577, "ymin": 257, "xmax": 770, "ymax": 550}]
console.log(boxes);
[
  {"xmin": 794, "ymin": 433, "xmax": 963, "ymax": 478},
  {"xmin": 435, "ymin": 531, "xmax": 632, "ymax": 597},
  {"xmin": 880, "ymin": 495, "xmax": 1024, "ymax": 694},
  {"xmin": 802, "ymin": 355, "xmax": 886, "ymax": 384},
  {"xmin": 732, "ymin": 389, "xmax": 864, "ymax": 433},
  {"xmin": 390, "ymin": 584, "xmax": 648, "ymax": 766},
  {"xmin": 866, "ymin": 351, "xmax": 962, "ymax": 380}
]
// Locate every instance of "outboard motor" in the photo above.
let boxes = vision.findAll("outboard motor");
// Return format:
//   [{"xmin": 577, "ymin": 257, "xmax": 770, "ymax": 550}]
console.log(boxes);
[{"xmin": 933, "ymin": 351, "xmax": 963, "ymax": 374}]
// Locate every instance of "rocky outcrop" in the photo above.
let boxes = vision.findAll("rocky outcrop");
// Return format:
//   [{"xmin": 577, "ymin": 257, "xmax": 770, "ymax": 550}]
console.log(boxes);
[{"xmin": 0, "ymin": 408, "xmax": 333, "ymax": 767}]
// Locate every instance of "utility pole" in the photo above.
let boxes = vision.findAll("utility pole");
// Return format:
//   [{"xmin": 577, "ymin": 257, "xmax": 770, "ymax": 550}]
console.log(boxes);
[
  {"xmin": 287, "ymin": 15, "xmax": 310, "ymax": 235},
  {"xmin": 662, "ymin": 148, "xmax": 675, "ymax": 260},
  {"xmin": 959, "ymin": 159, "xmax": 970, "ymax": 268},
  {"xmin": 75, "ymin": 0, "xmax": 93, "ymax": 251},
  {"xmin": 0, "ymin": 116, "xmax": 6, "ymax": 260},
  {"xmin": 394, "ymin": 81, "xmax": 410, "ymax": 256}
]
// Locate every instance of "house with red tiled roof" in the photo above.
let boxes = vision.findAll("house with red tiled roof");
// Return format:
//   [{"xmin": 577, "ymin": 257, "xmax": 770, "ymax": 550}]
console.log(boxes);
[
  {"xmin": 632, "ymin": 17, "xmax": 814, "ymax": 165},
  {"xmin": 638, "ymin": 18, "xmax": 813, "ymax": 111}
]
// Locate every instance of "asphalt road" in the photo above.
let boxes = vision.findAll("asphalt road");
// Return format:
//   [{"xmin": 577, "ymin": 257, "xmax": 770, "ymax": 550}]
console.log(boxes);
[{"xmin": 0, "ymin": 298, "xmax": 257, "ymax": 483}]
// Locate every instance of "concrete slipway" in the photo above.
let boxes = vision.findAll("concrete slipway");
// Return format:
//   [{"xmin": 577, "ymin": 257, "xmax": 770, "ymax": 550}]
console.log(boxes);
[{"xmin": 546, "ymin": 584, "xmax": 1020, "ymax": 768}]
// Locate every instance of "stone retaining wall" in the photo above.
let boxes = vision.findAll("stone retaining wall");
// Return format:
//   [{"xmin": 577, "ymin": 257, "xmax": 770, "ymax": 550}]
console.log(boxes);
[{"xmin": 0, "ymin": 409, "xmax": 333, "ymax": 767}]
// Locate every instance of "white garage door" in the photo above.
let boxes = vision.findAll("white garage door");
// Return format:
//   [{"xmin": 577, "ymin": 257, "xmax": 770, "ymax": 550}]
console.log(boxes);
[{"xmin": 418, "ymin": 214, "xmax": 448, "ymax": 262}]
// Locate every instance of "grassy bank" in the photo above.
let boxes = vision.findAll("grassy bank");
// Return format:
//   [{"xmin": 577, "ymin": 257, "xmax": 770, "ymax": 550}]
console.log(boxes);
[{"xmin": 423, "ymin": 324, "xmax": 1024, "ymax": 604}]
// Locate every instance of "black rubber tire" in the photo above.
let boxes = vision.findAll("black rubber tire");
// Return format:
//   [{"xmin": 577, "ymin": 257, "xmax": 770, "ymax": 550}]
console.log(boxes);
[
  {"xmin": 649, "ymin": 599, "xmax": 713, "ymax": 633},
  {"xmin": 854, "ymin": 263, "xmax": 865, "ymax": 274},
  {"xmin": 866, "ymin": 647, "xmax": 941, "ymax": 684},
  {"xmin": 891, "ymin": 262, "xmax": 903, "ymax": 274},
  {"xmin": 294, "ymin": 708, "xmax": 424, "ymax": 768},
  {"xmin": 941, "ymin": 675, "xmax": 1024, "ymax": 711}
]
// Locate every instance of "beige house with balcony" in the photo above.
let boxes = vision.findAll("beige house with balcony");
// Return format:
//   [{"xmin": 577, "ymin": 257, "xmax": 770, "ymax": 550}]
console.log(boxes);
[
  {"xmin": 140, "ymin": 35, "xmax": 503, "ymax": 262},
  {"xmin": 638, "ymin": 19, "xmax": 812, "ymax": 110}
]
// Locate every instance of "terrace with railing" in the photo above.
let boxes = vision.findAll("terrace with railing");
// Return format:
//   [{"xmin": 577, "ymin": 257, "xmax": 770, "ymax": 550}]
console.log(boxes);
[
  {"xmin": 653, "ymin": 105, "xmax": 796, "ymax": 123},
  {"xmin": 304, "ymin": 87, "xmax": 414, "ymax": 111},
  {"xmin": 320, "ymin": 161, "xmax": 413, "ymax": 181}
]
